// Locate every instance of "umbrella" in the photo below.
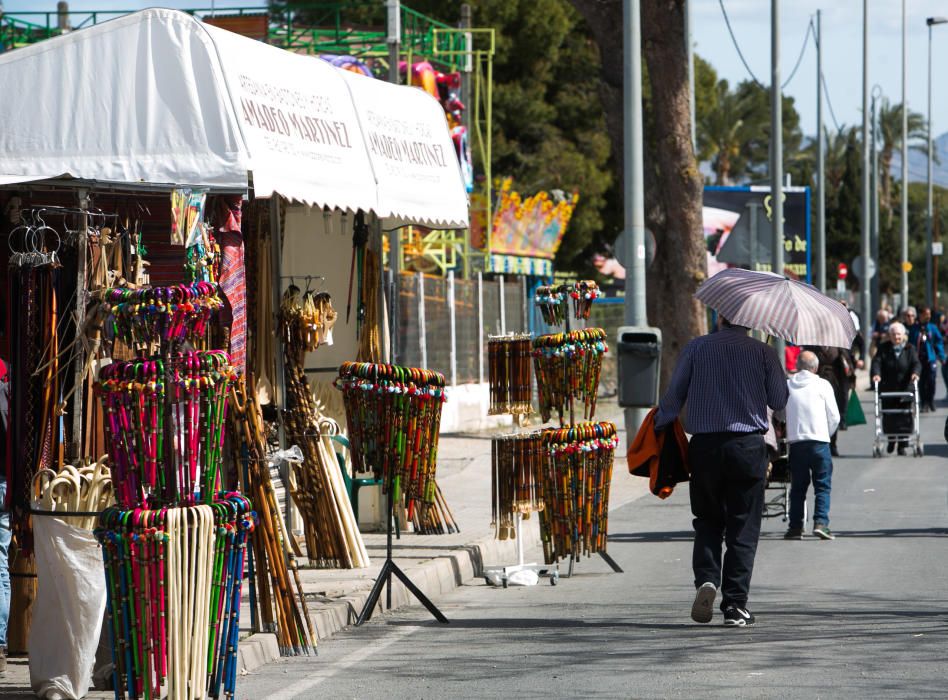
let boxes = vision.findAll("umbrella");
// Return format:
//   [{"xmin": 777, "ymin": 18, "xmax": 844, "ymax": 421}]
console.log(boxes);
[{"xmin": 695, "ymin": 268, "xmax": 857, "ymax": 348}]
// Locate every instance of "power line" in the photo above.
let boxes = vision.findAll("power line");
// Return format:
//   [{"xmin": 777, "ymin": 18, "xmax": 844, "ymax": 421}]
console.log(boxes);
[
  {"xmin": 821, "ymin": 72, "xmax": 842, "ymax": 132},
  {"xmin": 718, "ymin": 0, "xmax": 764, "ymax": 87},
  {"xmin": 718, "ymin": 1, "xmax": 814, "ymax": 92},
  {"xmin": 781, "ymin": 19, "xmax": 813, "ymax": 90}
]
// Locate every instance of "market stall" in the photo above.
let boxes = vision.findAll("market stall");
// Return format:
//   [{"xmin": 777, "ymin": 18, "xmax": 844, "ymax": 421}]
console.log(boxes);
[{"xmin": 0, "ymin": 7, "xmax": 468, "ymax": 698}]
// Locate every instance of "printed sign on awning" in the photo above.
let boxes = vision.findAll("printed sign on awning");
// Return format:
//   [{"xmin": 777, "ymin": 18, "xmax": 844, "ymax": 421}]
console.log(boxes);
[
  {"xmin": 341, "ymin": 70, "xmax": 469, "ymax": 229},
  {"xmin": 205, "ymin": 23, "xmax": 377, "ymax": 212}
]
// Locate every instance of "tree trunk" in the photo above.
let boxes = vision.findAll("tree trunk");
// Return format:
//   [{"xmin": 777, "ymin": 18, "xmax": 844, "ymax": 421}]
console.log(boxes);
[{"xmin": 572, "ymin": 0, "xmax": 706, "ymax": 387}]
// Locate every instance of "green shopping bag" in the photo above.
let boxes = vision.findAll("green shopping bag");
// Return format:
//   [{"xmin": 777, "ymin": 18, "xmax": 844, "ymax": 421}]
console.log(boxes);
[{"xmin": 845, "ymin": 388, "xmax": 867, "ymax": 427}]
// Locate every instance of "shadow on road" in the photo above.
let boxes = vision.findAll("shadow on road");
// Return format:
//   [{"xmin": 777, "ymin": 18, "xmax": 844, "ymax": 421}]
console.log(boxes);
[{"xmin": 608, "ymin": 531, "xmax": 694, "ymax": 543}]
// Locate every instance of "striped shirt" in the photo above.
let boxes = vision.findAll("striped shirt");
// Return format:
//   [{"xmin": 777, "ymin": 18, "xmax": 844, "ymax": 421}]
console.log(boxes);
[{"xmin": 655, "ymin": 326, "xmax": 788, "ymax": 434}]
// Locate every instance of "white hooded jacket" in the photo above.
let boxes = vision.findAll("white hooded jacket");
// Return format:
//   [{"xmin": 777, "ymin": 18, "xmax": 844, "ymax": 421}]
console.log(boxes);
[{"xmin": 785, "ymin": 370, "xmax": 841, "ymax": 443}]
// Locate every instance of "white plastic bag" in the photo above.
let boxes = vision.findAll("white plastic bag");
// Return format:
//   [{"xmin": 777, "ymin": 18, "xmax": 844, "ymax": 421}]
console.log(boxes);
[{"xmin": 29, "ymin": 510, "xmax": 107, "ymax": 700}]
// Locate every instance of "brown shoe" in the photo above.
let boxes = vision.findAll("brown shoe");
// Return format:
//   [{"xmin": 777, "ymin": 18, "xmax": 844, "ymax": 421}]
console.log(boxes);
[{"xmin": 0, "ymin": 647, "xmax": 7, "ymax": 674}]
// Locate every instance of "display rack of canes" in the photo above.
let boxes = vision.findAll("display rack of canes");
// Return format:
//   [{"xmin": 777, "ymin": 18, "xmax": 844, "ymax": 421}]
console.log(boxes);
[
  {"xmin": 532, "ymin": 282, "xmax": 622, "ymax": 577},
  {"xmin": 94, "ymin": 283, "xmax": 256, "ymax": 700},
  {"xmin": 482, "ymin": 431, "xmax": 554, "ymax": 586},
  {"xmin": 335, "ymin": 362, "xmax": 449, "ymax": 625}
]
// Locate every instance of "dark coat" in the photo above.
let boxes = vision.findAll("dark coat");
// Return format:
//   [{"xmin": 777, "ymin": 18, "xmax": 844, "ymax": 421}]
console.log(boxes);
[
  {"xmin": 628, "ymin": 408, "xmax": 690, "ymax": 499},
  {"xmin": 871, "ymin": 342, "xmax": 922, "ymax": 436},
  {"xmin": 871, "ymin": 342, "xmax": 922, "ymax": 392},
  {"xmin": 804, "ymin": 345, "xmax": 852, "ymax": 417}
]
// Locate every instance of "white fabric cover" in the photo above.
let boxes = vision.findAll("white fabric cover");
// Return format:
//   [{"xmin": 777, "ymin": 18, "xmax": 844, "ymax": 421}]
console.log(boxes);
[
  {"xmin": 0, "ymin": 10, "xmax": 247, "ymax": 189},
  {"xmin": 341, "ymin": 70, "xmax": 470, "ymax": 228},
  {"xmin": 28, "ymin": 512, "xmax": 107, "ymax": 700},
  {"xmin": 0, "ymin": 8, "xmax": 468, "ymax": 228},
  {"xmin": 203, "ymin": 22, "xmax": 378, "ymax": 212}
]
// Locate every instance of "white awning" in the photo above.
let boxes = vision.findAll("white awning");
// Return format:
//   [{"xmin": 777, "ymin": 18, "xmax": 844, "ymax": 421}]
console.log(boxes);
[
  {"xmin": 0, "ymin": 8, "xmax": 469, "ymax": 228},
  {"xmin": 341, "ymin": 69, "xmax": 470, "ymax": 229}
]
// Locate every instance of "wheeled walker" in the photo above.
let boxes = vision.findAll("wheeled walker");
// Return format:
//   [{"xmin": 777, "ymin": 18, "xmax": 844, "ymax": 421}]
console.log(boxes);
[{"xmin": 872, "ymin": 380, "xmax": 923, "ymax": 458}]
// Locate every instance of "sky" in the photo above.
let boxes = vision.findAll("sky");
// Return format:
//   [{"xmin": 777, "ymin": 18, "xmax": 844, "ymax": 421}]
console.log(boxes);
[
  {"xmin": 691, "ymin": 0, "xmax": 948, "ymax": 140},
  {"xmin": 4, "ymin": 0, "xmax": 948, "ymax": 142}
]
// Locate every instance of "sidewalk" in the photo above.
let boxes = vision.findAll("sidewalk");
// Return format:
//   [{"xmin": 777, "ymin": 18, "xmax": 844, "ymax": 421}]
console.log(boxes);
[
  {"xmin": 0, "ymin": 398, "xmax": 649, "ymax": 698},
  {"xmin": 236, "ymin": 397, "xmax": 649, "ymax": 669}
]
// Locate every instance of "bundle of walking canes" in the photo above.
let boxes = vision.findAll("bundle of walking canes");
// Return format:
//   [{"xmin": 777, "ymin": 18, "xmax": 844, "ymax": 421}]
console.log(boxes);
[
  {"xmin": 487, "ymin": 333, "xmax": 533, "ymax": 417},
  {"xmin": 335, "ymin": 362, "xmax": 445, "ymax": 518},
  {"xmin": 94, "ymin": 282, "xmax": 259, "ymax": 697},
  {"xmin": 95, "ymin": 494, "xmax": 256, "ymax": 700},
  {"xmin": 96, "ymin": 351, "xmax": 237, "ymax": 508},
  {"xmin": 228, "ymin": 379, "xmax": 316, "ymax": 656},
  {"xmin": 538, "ymin": 422, "xmax": 618, "ymax": 563},
  {"xmin": 280, "ymin": 289, "xmax": 369, "ymax": 569},
  {"xmin": 490, "ymin": 432, "xmax": 545, "ymax": 540},
  {"xmin": 32, "ymin": 458, "xmax": 115, "ymax": 529},
  {"xmin": 532, "ymin": 328, "xmax": 608, "ymax": 425}
]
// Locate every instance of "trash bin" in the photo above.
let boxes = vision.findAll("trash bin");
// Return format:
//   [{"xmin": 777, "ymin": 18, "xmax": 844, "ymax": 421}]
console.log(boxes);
[{"xmin": 617, "ymin": 326, "xmax": 662, "ymax": 407}]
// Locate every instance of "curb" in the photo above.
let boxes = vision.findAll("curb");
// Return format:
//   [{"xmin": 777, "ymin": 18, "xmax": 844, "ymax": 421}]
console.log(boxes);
[{"xmin": 236, "ymin": 528, "xmax": 539, "ymax": 673}]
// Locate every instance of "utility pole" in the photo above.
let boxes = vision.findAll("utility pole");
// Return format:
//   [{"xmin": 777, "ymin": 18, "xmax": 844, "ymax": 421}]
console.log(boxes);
[
  {"xmin": 925, "ymin": 18, "xmax": 948, "ymax": 305},
  {"xmin": 871, "ymin": 89, "xmax": 881, "ymax": 316},
  {"xmin": 622, "ymin": 0, "xmax": 647, "ymax": 438},
  {"xmin": 686, "ymin": 0, "xmax": 695, "ymax": 151},
  {"xmin": 862, "ymin": 0, "xmax": 872, "ymax": 346},
  {"xmin": 928, "ymin": 18, "xmax": 935, "ymax": 307},
  {"xmin": 901, "ymin": 0, "xmax": 909, "ymax": 308},
  {"xmin": 816, "ymin": 10, "xmax": 825, "ymax": 293},
  {"xmin": 771, "ymin": 0, "xmax": 785, "ymax": 359}
]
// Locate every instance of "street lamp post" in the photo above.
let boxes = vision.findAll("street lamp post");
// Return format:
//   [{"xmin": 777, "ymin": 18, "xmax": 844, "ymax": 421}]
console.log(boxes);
[{"xmin": 927, "ymin": 17, "xmax": 948, "ymax": 308}]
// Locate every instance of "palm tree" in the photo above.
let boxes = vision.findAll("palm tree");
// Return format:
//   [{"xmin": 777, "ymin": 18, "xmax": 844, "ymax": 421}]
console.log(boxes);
[
  {"xmin": 697, "ymin": 80, "xmax": 752, "ymax": 185},
  {"xmin": 877, "ymin": 99, "xmax": 928, "ymax": 215}
]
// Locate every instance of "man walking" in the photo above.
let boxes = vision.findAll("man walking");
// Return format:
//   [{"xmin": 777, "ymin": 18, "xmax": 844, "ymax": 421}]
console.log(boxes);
[
  {"xmin": 783, "ymin": 351, "xmax": 840, "ymax": 541},
  {"xmin": 655, "ymin": 318, "xmax": 788, "ymax": 627},
  {"xmin": 907, "ymin": 306, "xmax": 944, "ymax": 412}
]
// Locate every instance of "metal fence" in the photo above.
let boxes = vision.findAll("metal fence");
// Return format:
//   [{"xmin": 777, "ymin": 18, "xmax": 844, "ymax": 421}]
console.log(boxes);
[
  {"xmin": 395, "ymin": 272, "xmax": 526, "ymax": 385},
  {"xmin": 393, "ymin": 273, "xmax": 625, "ymax": 393}
]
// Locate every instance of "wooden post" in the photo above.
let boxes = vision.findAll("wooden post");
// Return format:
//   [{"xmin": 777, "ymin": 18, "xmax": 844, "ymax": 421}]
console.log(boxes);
[{"xmin": 70, "ymin": 189, "xmax": 89, "ymax": 461}]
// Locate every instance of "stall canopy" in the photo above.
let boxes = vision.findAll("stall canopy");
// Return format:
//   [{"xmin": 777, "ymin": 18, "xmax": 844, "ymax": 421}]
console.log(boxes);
[{"xmin": 0, "ymin": 8, "xmax": 468, "ymax": 229}]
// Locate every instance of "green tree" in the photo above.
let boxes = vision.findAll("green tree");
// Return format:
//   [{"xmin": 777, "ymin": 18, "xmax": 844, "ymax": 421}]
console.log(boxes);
[
  {"xmin": 696, "ymin": 78, "xmax": 750, "ymax": 185},
  {"xmin": 732, "ymin": 81, "xmax": 804, "ymax": 183},
  {"xmin": 273, "ymin": 1, "xmax": 615, "ymax": 270},
  {"xmin": 877, "ymin": 99, "xmax": 928, "ymax": 215}
]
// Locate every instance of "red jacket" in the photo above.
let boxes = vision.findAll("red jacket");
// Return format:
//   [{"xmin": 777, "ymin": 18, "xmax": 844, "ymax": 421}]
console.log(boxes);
[{"xmin": 627, "ymin": 407, "xmax": 690, "ymax": 499}]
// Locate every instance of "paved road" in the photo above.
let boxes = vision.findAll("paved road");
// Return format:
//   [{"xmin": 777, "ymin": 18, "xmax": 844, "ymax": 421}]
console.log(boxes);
[{"xmin": 237, "ymin": 388, "xmax": 948, "ymax": 699}]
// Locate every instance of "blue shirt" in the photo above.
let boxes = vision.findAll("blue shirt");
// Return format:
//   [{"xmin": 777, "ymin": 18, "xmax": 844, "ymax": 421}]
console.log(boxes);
[
  {"xmin": 908, "ymin": 321, "xmax": 944, "ymax": 364},
  {"xmin": 655, "ymin": 326, "xmax": 789, "ymax": 434}
]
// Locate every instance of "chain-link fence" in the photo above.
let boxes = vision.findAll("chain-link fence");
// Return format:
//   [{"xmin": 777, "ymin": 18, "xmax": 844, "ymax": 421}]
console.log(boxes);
[
  {"xmin": 395, "ymin": 272, "xmax": 527, "ymax": 385},
  {"xmin": 394, "ymin": 273, "xmax": 626, "ymax": 392}
]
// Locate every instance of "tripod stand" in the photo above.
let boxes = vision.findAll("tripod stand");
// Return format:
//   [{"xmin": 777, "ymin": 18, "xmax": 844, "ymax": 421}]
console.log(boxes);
[{"xmin": 355, "ymin": 468, "xmax": 448, "ymax": 625}]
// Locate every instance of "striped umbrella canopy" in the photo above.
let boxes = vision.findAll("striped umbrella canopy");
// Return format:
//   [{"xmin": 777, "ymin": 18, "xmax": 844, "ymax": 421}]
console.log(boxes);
[{"xmin": 695, "ymin": 268, "xmax": 857, "ymax": 348}]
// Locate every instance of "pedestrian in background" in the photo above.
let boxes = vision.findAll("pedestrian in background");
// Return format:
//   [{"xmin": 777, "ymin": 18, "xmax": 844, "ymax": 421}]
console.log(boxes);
[
  {"xmin": 907, "ymin": 306, "xmax": 944, "ymax": 412},
  {"xmin": 783, "ymin": 351, "xmax": 840, "ymax": 541},
  {"xmin": 656, "ymin": 317, "xmax": 788, "ymax": 628},
  {"xmin": 870, "ymin": 309, "xmax": 891, "ymax": 358},
  {"xmin": 871, "ymin": 322, "xmax": 921, "ymax": 455},
  {"xmin": 803, "ymin": 345, "xmax": 851, "ymax": 457}
]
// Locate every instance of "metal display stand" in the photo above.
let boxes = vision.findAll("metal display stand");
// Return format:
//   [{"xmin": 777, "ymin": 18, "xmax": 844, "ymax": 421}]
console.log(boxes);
[
  {"xmin": 350, "ymin": 263, "xmax": 447, "ymax": 622},
  {"xmin": 482, "ymin": 512, "xmax": 555, "ymax": 586},
  {"xmin": 540, "ymin": 284, "xmax": 623, "ymax": 578},
  {"xmin": 355, "ymin": 465, "xmax": 448, "ymax": 625}
]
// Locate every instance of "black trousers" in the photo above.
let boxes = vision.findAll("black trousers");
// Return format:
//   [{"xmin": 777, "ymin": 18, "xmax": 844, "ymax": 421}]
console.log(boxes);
[
  {"xmin": 920, "ymin": 361, "xmax": 937, "ymax": 408},
  {"xmin": 688, "ymin": 432, "xmax": 768, "ymax": 610}
]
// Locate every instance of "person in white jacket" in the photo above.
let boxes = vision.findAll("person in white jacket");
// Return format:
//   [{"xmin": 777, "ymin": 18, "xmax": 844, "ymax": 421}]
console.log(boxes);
[{"xmin": 784, "ymin": 350, "xmax": 840, "ymax": 540}]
